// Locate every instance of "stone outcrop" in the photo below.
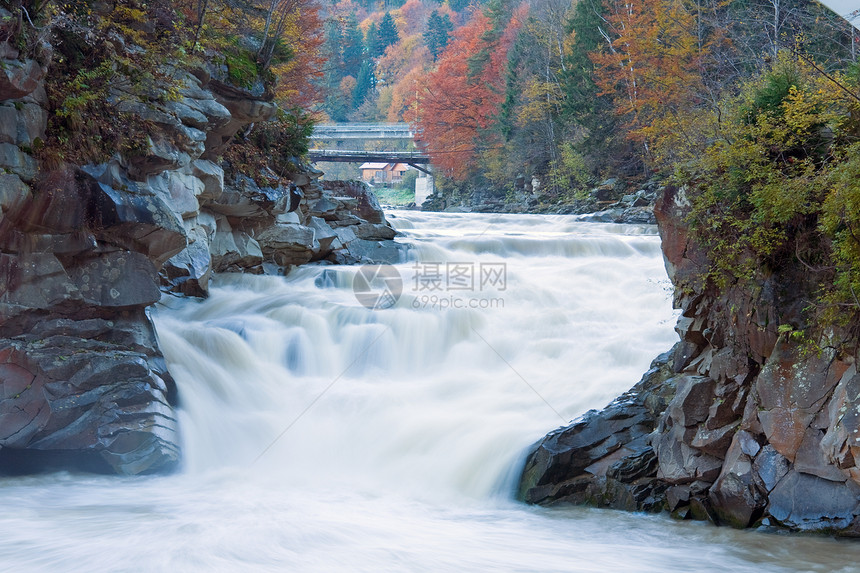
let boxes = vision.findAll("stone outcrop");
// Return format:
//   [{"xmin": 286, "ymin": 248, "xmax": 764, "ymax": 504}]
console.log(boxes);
[
  {"xmin": 0, "ymin": 32, "xmax": 401, "ymax": 475},
  {"xmin": 518, "ymin": 348, "xmax": 677, "ymax": 512},
  {"xmin": 518, "ymin": 184, "xmax": 860, "ymax": 535}
]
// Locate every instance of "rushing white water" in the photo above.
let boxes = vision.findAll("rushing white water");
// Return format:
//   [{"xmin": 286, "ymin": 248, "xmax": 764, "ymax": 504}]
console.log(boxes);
[{"xmin": 2, "ymin": 211, "xmax": 860, "ymax": 572}]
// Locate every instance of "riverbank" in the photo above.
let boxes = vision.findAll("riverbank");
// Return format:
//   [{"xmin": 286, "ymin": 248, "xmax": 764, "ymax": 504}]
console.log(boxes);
[
  {"xmin": 418, "ymin": 177, "xmax": 661, "ymax": 225},
  {"xmin": 517, "ymin": 185, "xmax": 860, "ymax": 535}
]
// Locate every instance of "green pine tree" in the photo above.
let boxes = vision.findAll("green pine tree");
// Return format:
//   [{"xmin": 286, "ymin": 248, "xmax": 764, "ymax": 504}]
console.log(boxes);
[
  {"xmin": 376, "ymin": 13, "xmax": 400, "ymax": 56},
  {"xmin": 352, "ymin": 61, "xmax": 376, "ymax": 109},
  {"xmin": 561, "ymin": 0, "xmax": 627, "ymax": 172},
  {"xmin": 342, "ymin": 15, "xmax": 366, "ymax": 77},
  {"xmin": 424, "ymin": 10, "xmax": 454, "ymax": 60},
  {"xmin": 365, "ymin": 22, "xmax": 381, "ymax": 58}
]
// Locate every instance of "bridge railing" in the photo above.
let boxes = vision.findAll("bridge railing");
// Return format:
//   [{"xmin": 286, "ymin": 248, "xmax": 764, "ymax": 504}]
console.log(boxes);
[
  {"xmin": 307, "ymin": 149, "xmax": 430, "ymax": 164},
  {"xmin": 311, "ymin": 123, "xmax": 415, "ymax": 140}
]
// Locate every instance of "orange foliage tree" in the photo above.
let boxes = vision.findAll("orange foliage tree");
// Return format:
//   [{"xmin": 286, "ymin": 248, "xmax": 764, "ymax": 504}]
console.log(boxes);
[
  {"xmin": 268, "ymin": 0, "xmax": 326, "ymax": 109},
  {"xmin": 393, "ymin": 0, "xmax": 430, "ymax": 36},
  {"xmin": 590, "ymin": 0, "xmax": 712, "ymax": 165},
  {"xmin": 376, "ymin": 34, "xmax": 431, "ymax": 88},
  {"xmin": 407, "ymin": 4, "xmax": 525, "ymax": 180}
]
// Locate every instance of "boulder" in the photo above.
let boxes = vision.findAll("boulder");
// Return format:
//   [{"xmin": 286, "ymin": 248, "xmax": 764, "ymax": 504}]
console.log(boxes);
[
  {"xmin": 352, "ymin": 222, "xmax": 398, "ymax": 241},
  {"xmin": 0, "ymin": 101, "xmax": 47, "ymax": 147},
  {"xmin": 708, "ymin": 431, "xmax": 766, "ymax": 528},
  {"xmin": 517, "ymin": 349, "xmax": 677, "ymax": 507},
  {"xmin": 666, "ymin": 375, "xmax": 715, "ymax": 427},
  {"xmin": 0, "ymin": 321, "xmax": 179, "ymax": 475},
  {"xmin": 819, "ymin": 367, "xmax": 860, "ymax": 485},
  {"xmin": 204, "ymin": 81, "xmax": 277, "ymax": 156},
  {"xmin": 767, "ymin": 470, "xmax": 860, "ymax": 531},
  {"xmin": 0, "ymin": 105, "xmax": 16, "ymax": 143},
  {"xmin": 174, "ymin": 72, "xmax": 232, "ymax": 133},
  {"xmin": 256, "ymin": 223, "xmax": 316, "ymax": 266},
  {"xmin": 207, "ymin": 175, "xmax": 290, "ymax": 220},
  {"xmin": 754, "ymin": 342, "xmax": 841, "ymax": 462},
  {"xmin": 162, "ymin": 98, "xmax": 210, "ymax": 130},
  {"xmin": 794, "ymin": 427, "xmax": 849, "ymax": 482},
  {"xmin": 149, "ymin": 170, "xmax": 203, "ymax": 219},
  {"xmin": 191, "ymin": 159, "xmax": 225, "ymax": 201},
  {"xmin": 0, "ymin": 252, "xmax": 78, "ymax": 313},
  {"xmin": 0, "ymin": 142, "xmax": 37, "ymax": 182},
  {"xmin": 0, "ymin": 173, "xmax": 30, "ymax": 218},
  {"xmin": 210, "ymin": 217, "xmax": 263, "ymax": 272},
  {"xmin": 345, "ymin": 239, "xmax": 403, "ymax": 265},
  {"xmin": 87, "ymin": 177, "xmax": 188, "ymax": 266},
  {"xmin": 124, "ymin": 134, "xmax": 193, "ymax": 180},
  {"xmin": 161, "ymin": 223, "xmax": 212, "ymax": 297},
  {"xmin": 0, "ymin": 59, "xmax": 44, "ymax": 100},
  {"xmin": 211, "ymin": 85, "xmax": 277, "ymax": 123},
  {"xmin": 321, "ymin": 180, "xmax": 387, "ymax": 224},
  {"xmin": 753, "ymin": 444, "xmax": 790, "ymax": 492},
  {"xmin": 308, "ymin": 216, "xmax": 338, "ymax": 255},
  {"xmin": 68, "ymin": 251, "xmax": 161, "ymax": 308},
  {"xmin": 310, "ymin": 197, "xmax": 338, "ymax": 220}
]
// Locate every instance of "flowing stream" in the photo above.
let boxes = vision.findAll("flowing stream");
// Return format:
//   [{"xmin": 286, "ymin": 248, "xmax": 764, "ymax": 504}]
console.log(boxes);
[{"xmin": 2, "ymin": 211, "xmax": 860, "ymax": 571}]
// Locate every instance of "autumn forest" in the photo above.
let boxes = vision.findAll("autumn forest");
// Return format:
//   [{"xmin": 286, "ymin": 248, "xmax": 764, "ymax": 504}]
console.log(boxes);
[{"xmin": 313, "ymin": 0, "xmax": 856, "ymax": 193}]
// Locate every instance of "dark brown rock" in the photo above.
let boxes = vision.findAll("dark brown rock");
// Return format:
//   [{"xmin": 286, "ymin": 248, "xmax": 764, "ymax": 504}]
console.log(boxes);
[
  {"xmin": 322, "ymin": 180, "xmax": 387, "ymax": 225},
  {"xmin": 0, "ymin": 59, "xmax": 44, "ymax": 100},
  {"xmin": 517, "ymin": 348, "xmax": 677, "ymax": 508},
  {"xmin": 767, "ymin": 470, "xmax": 860, "ymax": 531},
  {"xmin": 666, "ymin": 375, "xmax": 715, "ymax": 427},
  {"xmin": 68, "ymin": 252, "xmax": 161, "ymax": 308},
  {"xmin": 0, "ymin": 314, "xmax": 179, "ymax": 475},
  {"xmin": 708, "ymin": 431, "xmax": 766, "ymax": 528},
  {"xmin": 87, "ymin": 176, "xmax": 188, "ymax": 266}
]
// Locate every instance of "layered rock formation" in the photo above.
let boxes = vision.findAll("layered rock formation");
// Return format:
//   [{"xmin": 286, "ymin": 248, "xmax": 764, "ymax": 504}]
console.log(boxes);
[
  {"xmin": 0, "ymin": 14, "xmax": 400, "ymax": 474},
  {"xmin": 518, "ymin": 185, "xmax": 860, "ymax": 535}
]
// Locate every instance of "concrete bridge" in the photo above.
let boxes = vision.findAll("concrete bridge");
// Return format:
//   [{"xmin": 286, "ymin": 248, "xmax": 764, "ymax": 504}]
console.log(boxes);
[
  {"xmin": 311, "ymin": 123, "xmax": 416, "ymax": 140},
  {"xmin": 307, "ymin": 149, "xmax": 430, "ymax": 173},
  {"xmin": 308, "ymin": 123, "xmax": 434, "ymax": 205}
]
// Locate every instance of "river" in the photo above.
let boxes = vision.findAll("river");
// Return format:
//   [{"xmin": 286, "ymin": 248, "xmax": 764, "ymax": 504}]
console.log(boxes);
[{"xmin": 1, "ymin": 211, "xmax": 859, "ymax": 571}]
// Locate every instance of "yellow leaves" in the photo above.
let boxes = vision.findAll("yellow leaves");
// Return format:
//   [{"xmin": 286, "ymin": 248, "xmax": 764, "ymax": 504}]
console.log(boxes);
[
  {"xmin": 562, "ymin": 27, "xmax": 577, "ymax": 59},
  {"xmin": 548, "ymin": 142, "xmax": 590, "ymax": 199},
  {"xmin": 781, "ymin": 73, "xmax": 848, "ymax": 137},
  {"xmin": 643, "ymin": 107, "xmax": 719, "ymax": 165},
  {"xmin": 516, "ymin": 80, "xmax": 562, "ymax": 125}
]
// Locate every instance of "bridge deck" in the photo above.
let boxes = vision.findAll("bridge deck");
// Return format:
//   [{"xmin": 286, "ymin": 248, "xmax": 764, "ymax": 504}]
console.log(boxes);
[
  {"xmin": 311, "ymin": 123, "xmax": 414, "ymax": 140},
  {"xmin": 308, "ymin": 149, "xmax": 429, "ymax": 164}
]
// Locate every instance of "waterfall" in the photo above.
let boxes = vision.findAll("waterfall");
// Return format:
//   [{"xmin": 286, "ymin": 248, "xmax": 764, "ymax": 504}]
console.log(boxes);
[
  {"xmin": 2, "ymin": 211, "xmax": 855, "ymax": 572},
  {"xmin": 153, "ymin": 211, "xmax": 677, "ymax": 497}
]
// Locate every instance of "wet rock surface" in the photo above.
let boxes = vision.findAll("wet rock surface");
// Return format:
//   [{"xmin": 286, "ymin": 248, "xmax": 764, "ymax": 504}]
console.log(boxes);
[
  {"xmin": 518, "ymin": 347, "xmax": 677, "ymax": 512},
  {"xmin": 518, "ymin": 184, "xmax": 860, "ymax": 535}
]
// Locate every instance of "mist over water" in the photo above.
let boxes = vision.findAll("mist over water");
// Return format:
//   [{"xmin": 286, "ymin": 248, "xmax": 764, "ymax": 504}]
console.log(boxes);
[{"xmin": 1, "ymin": 211, "xmax": 859, "ymax": 572}]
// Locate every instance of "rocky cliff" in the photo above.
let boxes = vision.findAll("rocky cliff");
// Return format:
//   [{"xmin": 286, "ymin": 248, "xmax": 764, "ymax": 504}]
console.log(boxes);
[
  {"xmin": 0, "ymin": 8, "xmax": 401, "ymax": 475},
  {"xmin": 518, "ymin": 185, "xmax": 860, "ymax": 535}
]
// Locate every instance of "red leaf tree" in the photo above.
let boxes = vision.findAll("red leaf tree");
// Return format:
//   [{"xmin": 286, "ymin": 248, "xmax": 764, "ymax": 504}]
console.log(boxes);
[{"xmin": 407, "ymin": 5, "xmax": 524, "ymax": 180}]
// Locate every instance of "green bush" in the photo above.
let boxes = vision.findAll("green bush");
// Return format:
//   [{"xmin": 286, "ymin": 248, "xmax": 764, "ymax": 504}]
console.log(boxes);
[{"xmin": 680, "ymin": 50, "xmax": 860, "ymax": 327}]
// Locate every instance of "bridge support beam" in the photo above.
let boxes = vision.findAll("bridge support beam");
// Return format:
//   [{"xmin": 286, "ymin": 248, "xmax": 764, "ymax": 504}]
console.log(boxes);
[{"xmin": 407, "ymin": 162, "xmax": 432, "ymax": 175}]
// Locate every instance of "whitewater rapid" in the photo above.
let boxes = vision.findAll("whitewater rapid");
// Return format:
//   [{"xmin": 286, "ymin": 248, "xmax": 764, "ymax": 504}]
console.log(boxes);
[{"xmin": 1, "ymin": 211, "xmax": 859, "ymax": 572}]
